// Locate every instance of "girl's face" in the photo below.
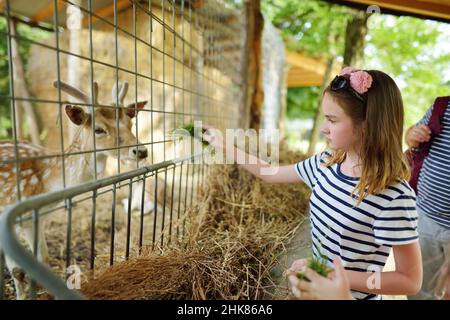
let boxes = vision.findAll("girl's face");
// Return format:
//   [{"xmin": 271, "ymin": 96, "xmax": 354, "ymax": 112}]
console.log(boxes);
[{"xmin": 320, "ymin": 93, "xmax": 361, "ymax": 151}]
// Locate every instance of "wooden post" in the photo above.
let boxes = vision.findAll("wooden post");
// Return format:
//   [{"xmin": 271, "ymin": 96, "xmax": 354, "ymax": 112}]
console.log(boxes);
[
  {"xmin": 307, "ymin": 57, "xmax": 337, "ymax": 156},
  {"xmin": 307, "ymin": 23, "xmax": 340, "ymax": 156},
  {"xmin": 240, "ymin": 0, "xmax": 264, "ymax": 130},
  {"xmin": 279, "ymin": 63, "xmax": 290, "ymax": 138},
  {"xmin": 307, "ymin": 10, "xmax": 370, "ymax": 155}
]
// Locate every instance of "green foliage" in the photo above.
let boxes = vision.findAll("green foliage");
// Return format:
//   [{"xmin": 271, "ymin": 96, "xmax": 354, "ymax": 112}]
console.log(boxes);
[
  {"xmin": 263, "ymin": 1, "xmax": 450, "ymax": 132},
  {"xmin": 0, "ymin": 18, "xmax": 10, "ymax": 137},
  {"xmin": 365, "ymin": 15, "xmax": 450, "ymax": 127},
  {"xmin": 286, "ymin": 86, "xmax": 321, "ymax": 119},
  {"xmin": 262, "ymin": 0, "xmax": 350, "ymax": 122},
  {"xmin": 262, "ymin": 0, "xmax": 350, "ymax": 57},
  {"xmin": 296, "ymin": 254, "xmax": 333, "ymax": 282},
  {"xmin": 0, "ymin": 18, "xmax": 51, "ymax": 139},
  {"xmin": 174, "ymin": 123, "xmax": 209, "ymax": 147}
]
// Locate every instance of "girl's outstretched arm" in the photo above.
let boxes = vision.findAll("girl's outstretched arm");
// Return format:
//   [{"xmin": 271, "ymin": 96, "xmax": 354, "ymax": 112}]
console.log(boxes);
[{"xmin": 203, "ymin": 125, "xmax": 302, "ymax": 184}]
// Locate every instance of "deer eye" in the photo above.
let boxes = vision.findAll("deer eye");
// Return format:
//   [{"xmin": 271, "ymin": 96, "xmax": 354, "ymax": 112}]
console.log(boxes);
[{"xmin": 94, "ymin": 127, "xmax": 106, "ymax": 135}]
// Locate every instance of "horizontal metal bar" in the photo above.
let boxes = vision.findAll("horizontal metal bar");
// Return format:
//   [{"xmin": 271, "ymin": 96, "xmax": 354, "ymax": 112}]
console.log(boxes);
[{"xmin": 0, "ymin": 95, "xmax": 240, "ymax": 117}]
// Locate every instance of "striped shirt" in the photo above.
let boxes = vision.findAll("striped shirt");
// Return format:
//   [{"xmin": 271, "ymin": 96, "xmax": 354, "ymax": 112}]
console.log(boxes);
[
  {"xmin": 416, "ymin": 100, "xmax": 450, "ymax": 228},
  {"xmin": 295, "ymin": 151, "xmax": 418, "ymax": 300}
]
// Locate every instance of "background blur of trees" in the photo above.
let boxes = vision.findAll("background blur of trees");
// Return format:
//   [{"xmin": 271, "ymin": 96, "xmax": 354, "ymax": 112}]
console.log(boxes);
[
  {"xmin": 0, "ymin": 18, "xmax": 50, "ymax": 139},
  {"xmin": 262, "ymin": 0, "xmax": 450, "ymax": 152},
  {"xmin": 1, "ymin": 1, "xmax": 449, "ymax": 149}
]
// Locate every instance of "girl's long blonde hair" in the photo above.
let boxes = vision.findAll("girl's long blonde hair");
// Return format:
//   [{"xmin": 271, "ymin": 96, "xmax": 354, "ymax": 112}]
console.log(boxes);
[{"xmin": 323, "ymin": 70, "xmax": 411, "ymax": 204}]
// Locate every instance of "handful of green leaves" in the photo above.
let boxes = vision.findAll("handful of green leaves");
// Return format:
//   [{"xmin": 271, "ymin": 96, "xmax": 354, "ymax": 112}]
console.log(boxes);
[
  {"xmin": 172, "ymin": 123, "xmax": 210, "ymax": 147},
  {"xmin": 296, "ymin": 255, "xmax": 333, "ymax": 282}
]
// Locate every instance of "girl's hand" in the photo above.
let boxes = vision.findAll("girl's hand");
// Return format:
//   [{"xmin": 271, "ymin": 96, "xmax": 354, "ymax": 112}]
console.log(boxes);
[
  {"xmin": 406, "ymin": 124, "xmax": 431, "ymax": 148},
  {"xmin": 283, "ymin": 258, "xmax": 308, "ymax": 297},
  {"xmin": 288, "ymin": 257, "xmax": 354, "ymax": 300},
  {"xmin": 285, "ymin": 258, "xmax": 308, "ymax": 274},
  {"xmin": 202, "ymin": 124, "xmax": 224, "ymax": 150}
]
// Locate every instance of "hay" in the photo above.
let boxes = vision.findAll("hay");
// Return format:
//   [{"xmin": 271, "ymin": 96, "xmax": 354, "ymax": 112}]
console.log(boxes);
[{"xmin": 81, "ymin": 141, "xmax": 311, "ymax": 300}]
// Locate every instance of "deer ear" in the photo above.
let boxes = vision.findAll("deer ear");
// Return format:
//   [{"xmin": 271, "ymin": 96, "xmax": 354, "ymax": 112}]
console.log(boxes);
[
  {"xmin": 125, "ymin": 101, "xmax": 147, "ymax": 118},
  {"xmin": 65, "ymin": 105, "xmax": 87, "ymax": 125}
]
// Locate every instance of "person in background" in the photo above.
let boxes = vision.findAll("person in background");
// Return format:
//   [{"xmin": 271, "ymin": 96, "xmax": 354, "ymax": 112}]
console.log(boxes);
[{"xmin": 405, "ymin": 98, "xmax": 450, "ymax": 300}]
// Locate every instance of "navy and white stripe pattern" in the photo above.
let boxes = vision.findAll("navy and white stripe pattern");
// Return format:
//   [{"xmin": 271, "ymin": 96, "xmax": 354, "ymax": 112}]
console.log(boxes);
[
  {"xmin": 295, "ymin": 151, "xmax": 418, "ymax": 300},
  {"xmin": 416, "ymin": 101, "xmax": 450, "ymax": 228}
]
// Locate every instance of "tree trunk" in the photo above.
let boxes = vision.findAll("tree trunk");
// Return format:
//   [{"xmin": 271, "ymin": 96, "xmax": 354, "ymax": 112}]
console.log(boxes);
[
  {"xmin": 279, "ymin": 63, "xmax": 290, "ymax": 138},
  {"xmin": 307, "ymin": 58, "xmax": 336, "ymax": 156},
  {"xmin": 343, "ymin": 10, "xmax": 370, "ymax": 68},
  {"xmin": 307, "ymin": 21, "xmax": 340, "ymax": 156},
  {"xmin": 307, "ymin": 10, "xmax": 370, "ymax": 155},
  {"xmin": 240, "ymin": 0, "xmax": 264, "ymax": 130},
  {"xmin": 10, "ymin": 19, "xmax": 41, "ymax": 144},
  {"xmin": 66, "ymin": 0, "xmax": 83, "ymax": 141}
]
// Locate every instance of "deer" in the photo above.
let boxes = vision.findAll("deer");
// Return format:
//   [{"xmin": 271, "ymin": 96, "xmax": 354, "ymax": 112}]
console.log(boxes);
[{"xmin": 0, "ymin": 80, "xmax": 148, "ymax": 299}]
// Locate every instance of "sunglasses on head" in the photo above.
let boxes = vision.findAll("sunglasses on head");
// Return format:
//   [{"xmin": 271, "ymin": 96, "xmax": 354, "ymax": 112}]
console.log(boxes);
[{"xmin": 330, "ymin": 76, "xmax": 366, "ymax": 103}]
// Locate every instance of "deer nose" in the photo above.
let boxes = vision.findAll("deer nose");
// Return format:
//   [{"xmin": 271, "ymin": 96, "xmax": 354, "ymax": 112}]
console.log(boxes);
[{"xmin": 133, "ymin": 147, "xmax": 148, "ymax": 159}]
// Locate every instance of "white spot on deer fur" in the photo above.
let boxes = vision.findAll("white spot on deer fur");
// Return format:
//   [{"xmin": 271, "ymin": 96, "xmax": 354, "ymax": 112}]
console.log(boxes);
[
  {"xmin": 18, "ymin": 142, "xmax": 36, "ymax": 149},
  {"xmin": 0, "ymin": 143, "xmax": 14, "ymax": 148},
  {"xmin": 29, "ymin": 175, "xmax": 39, "ymax": 186},
  {"xmin": 0, "ymin": 172, "xmax": 9, "ymax": 179},
  {"xmin": 21, "ymin": 169, "xmax": 33, "ymax": 176},
  {"xmin": 42, "ymin": 169, "xmax": 51, "ymax": 180}
]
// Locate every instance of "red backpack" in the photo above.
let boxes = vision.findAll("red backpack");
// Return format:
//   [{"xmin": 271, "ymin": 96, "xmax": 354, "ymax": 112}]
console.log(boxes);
[{"xmin": 405, "ymin": 96, "xmax": 449, "ymax": 193}]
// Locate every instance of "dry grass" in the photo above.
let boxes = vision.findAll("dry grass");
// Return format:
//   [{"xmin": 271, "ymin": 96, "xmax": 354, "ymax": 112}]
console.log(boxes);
[{"xmin": 81, "ymin": 141, "xmax": 311, "ymax": 300}]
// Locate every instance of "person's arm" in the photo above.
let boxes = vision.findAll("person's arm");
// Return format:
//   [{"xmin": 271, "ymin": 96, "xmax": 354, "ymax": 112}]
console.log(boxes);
[
  {"xmin": 405, "ymin": 104, "xmax": 433, "ymax": 148},
  {"xmin": 203, "ymin": 125, "xmax": 303, "ymax": 184},
  {"xmin": 346, "ymin": 242, "xmax": 422, "ymax": 296},
  {"xmin": 227, "ymin": 144, "xmax": 302, "ymax": 184}
]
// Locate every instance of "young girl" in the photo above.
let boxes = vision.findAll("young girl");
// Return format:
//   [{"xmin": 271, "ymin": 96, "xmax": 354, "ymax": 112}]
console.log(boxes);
[{"xmin": 203, "ymin": 67, "xmax": 422, "ymax": 300}]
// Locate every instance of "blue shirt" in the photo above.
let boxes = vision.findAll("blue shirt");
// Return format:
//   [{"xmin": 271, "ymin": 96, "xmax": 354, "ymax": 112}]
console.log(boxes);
[{"xmin": 416, "ymin": 100, "xmax": 450, "ymax": 228}]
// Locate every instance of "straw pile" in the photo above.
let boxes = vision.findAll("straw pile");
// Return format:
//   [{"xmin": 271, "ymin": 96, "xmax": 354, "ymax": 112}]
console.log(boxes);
[{"xmin": 81, "ymin": 141, "xmax": 311, "ymax": 299}]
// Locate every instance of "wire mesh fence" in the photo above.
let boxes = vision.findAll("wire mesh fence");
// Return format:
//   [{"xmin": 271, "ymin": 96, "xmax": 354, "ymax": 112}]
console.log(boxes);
[{"xmin": 0, "ymin": 0, "xmax": 245, "ymax": 300}]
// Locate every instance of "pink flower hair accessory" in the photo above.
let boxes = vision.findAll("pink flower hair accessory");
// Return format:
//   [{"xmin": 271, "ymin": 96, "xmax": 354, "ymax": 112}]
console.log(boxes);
[
  {"xmin": 349, "ymin": 71, "xmax": 373, "ymax": 94},
  {"xmin": 338, "ymin": 66, "xmax": 373, "ymax": 94}
]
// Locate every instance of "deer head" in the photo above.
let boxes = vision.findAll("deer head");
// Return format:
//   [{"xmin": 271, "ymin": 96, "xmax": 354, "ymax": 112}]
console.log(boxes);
[{"xmin": 53, "ymin": 80, "xmax": 148, "ymax": 161}]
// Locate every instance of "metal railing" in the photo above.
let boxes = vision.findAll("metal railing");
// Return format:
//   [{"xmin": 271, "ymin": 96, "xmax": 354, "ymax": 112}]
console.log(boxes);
[{"xmin": 0, "ymin": 152, "xmax": 206, "ymax": 299}]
